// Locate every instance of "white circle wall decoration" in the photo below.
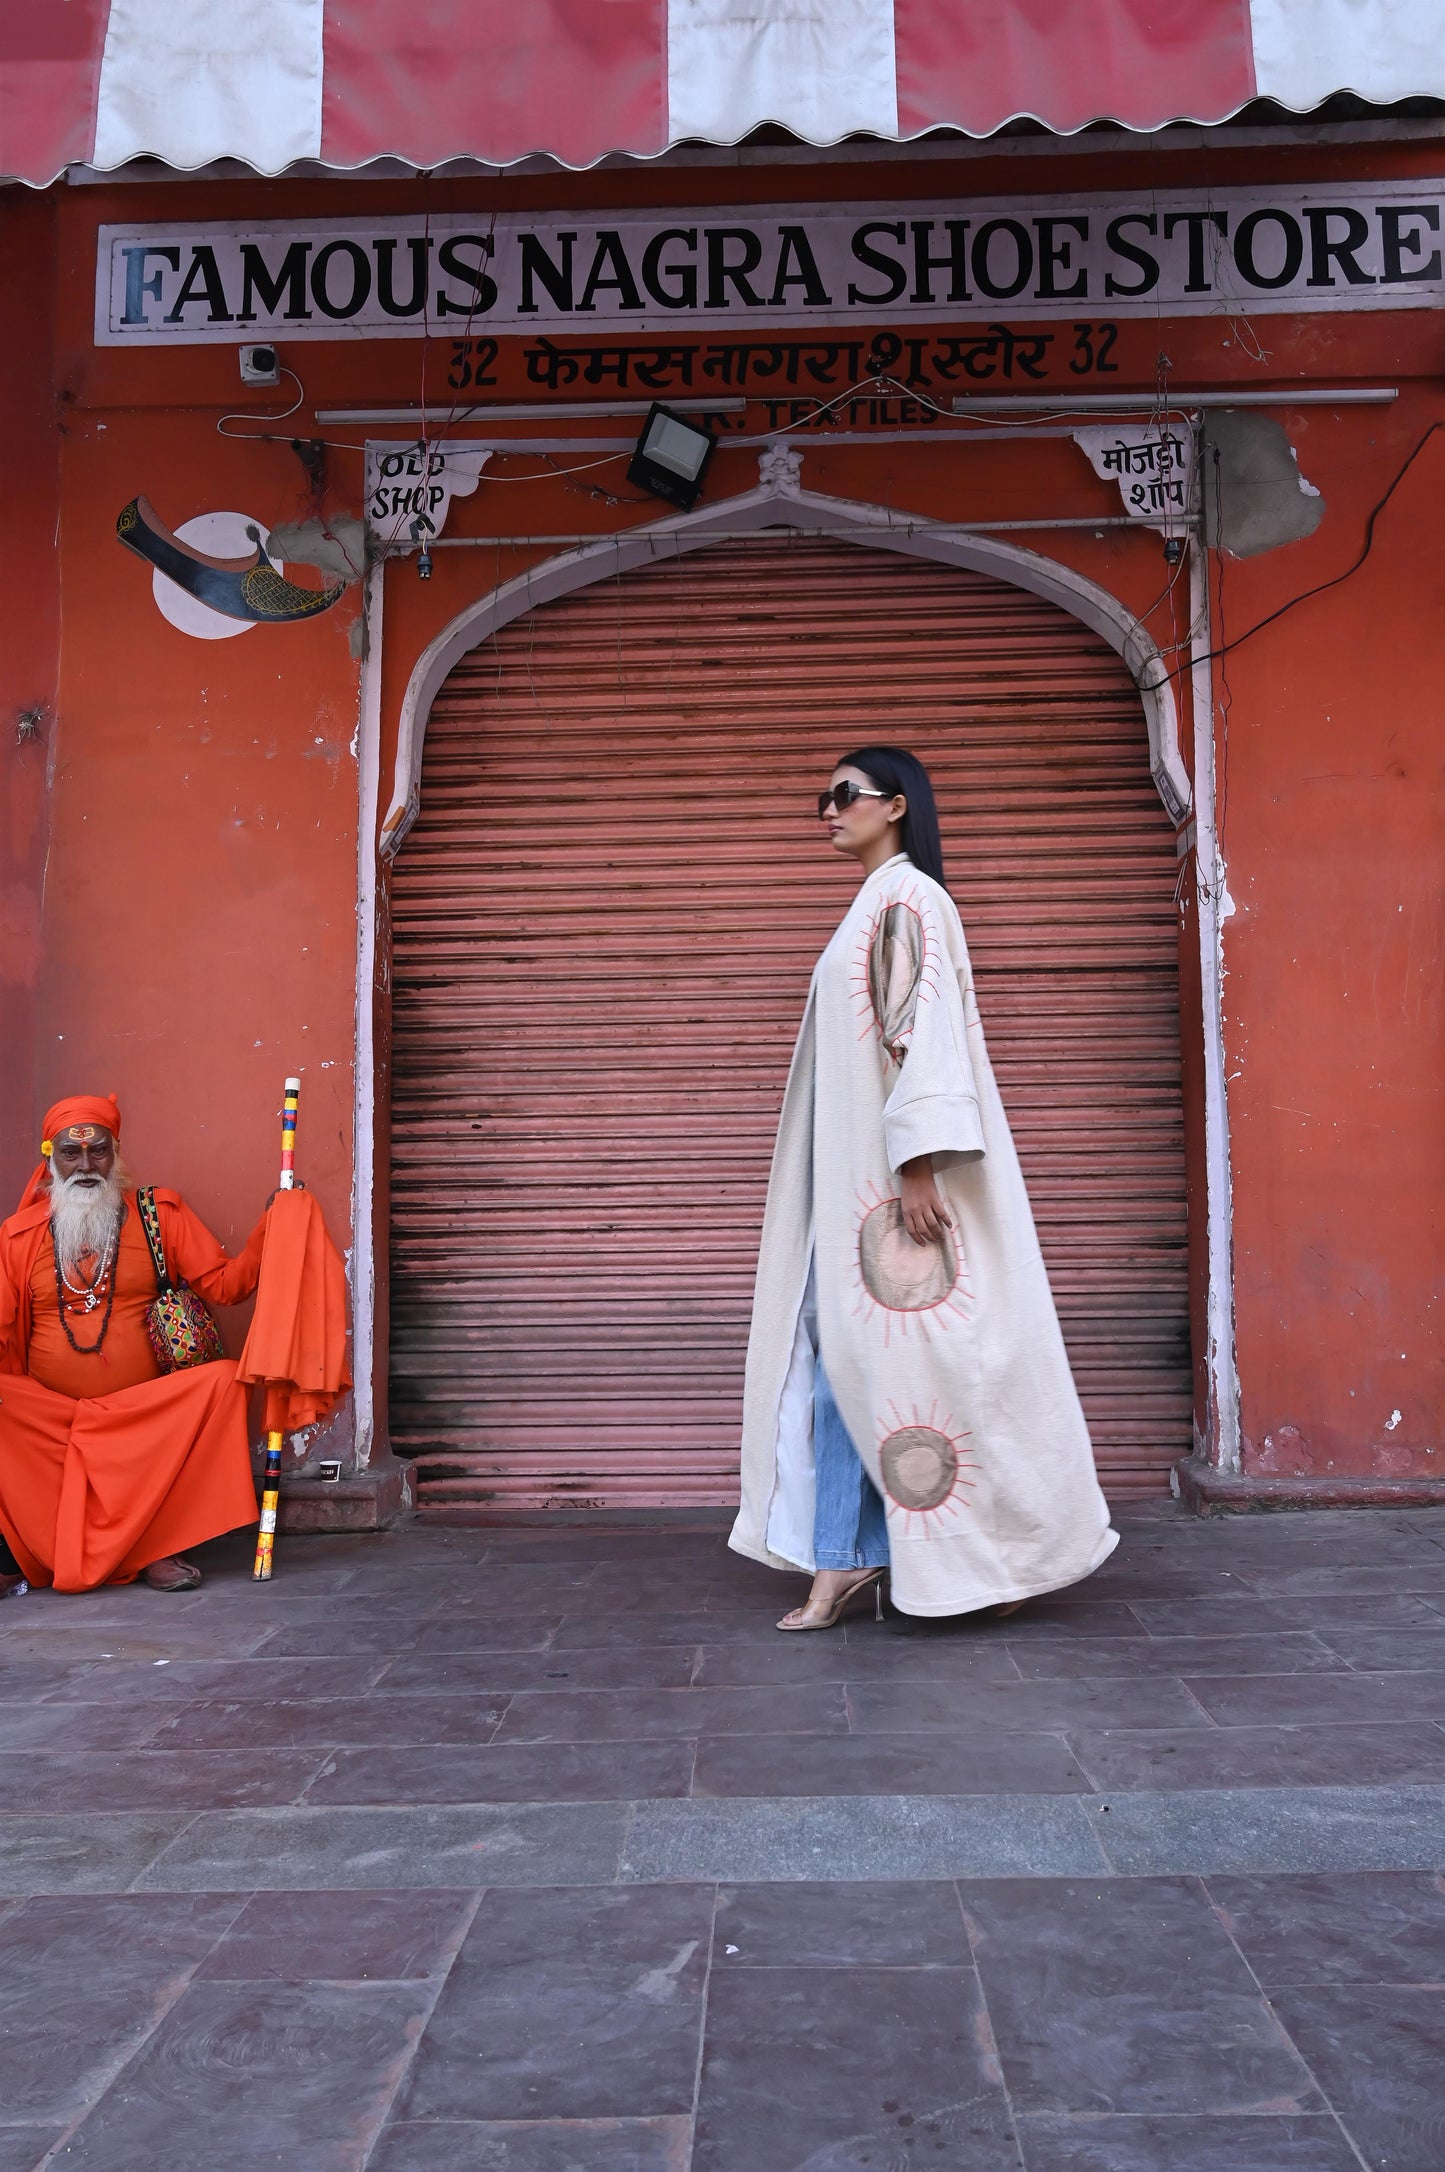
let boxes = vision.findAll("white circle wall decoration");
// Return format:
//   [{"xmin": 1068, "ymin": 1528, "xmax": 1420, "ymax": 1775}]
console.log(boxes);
[{"xmin": 151, "ymin": 512, "xmax": 285, "ymax": 641}]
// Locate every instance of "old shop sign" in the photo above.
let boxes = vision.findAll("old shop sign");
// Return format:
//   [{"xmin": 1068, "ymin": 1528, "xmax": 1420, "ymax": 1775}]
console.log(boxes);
[
  {"xmin": 96, "ymin": 182, "xmax": 1445, "ymax": 346},
  {"xmin": 364, "ymin": 441, "xmax": 491, "ymax": 542},
  {"xmin": 1074, "ymin": 424, "xmax": 1195, "ymax": 530}
]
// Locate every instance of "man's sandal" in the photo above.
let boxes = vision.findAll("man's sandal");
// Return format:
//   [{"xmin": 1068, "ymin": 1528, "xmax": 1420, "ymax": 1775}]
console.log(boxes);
[{"xmin": 144, "ymin": 1557, "xmax": 202, "ymax": 1592}]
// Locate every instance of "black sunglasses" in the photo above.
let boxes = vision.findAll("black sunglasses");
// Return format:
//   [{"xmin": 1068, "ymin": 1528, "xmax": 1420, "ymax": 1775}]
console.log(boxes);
[{"xmin": 817, "ymin": 781, "xmax": 890, "ymax": 819}]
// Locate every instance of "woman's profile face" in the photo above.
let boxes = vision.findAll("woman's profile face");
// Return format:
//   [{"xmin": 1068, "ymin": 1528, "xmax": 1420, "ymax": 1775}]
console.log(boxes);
[{"xmin": 820, "ymin": 764, "xmax": 906, "ymax": 863}]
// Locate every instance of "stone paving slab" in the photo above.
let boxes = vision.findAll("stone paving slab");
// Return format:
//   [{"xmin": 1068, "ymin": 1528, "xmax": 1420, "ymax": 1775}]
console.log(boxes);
[
  {"xmin": 690, "ymin": 1723, "xmax": 1094, "ymax": 1798},
  {"xmin": 0, "ymin": 1814, "xmax": 189, "ymax": 1895},
  {"xmin": 0, "ymin": 1506, "xmax": 1443, "ymax": 2166},
  {"xmin": 53, "ymin": 1980, "xmax": 435, "ymax": 2171},
  {"xmin": 309, "ymin": 1738, "xmax": 698, "ymax": 1806},
  {"xmin": 0, "ymin": 1748, "xmax": 328, "ymax": 1813},
  {"xmin": 132, "ymin": 1802, "xmax": 632, "ymax": 1891},
  {"xmin": 1069, "ymin": 1719, "xmax": 1445, "ymax": 1792},
  {"xmin": 1084, "ymin": 1783, "xmax": 1445, "ymax": 1876},
  {"xmin": 620, "ymin": 1794, "xmax": 1110, "ymax": 1881},
  {"xmin": 369, "ymin": 2120, "xmax": 693, "ymax": 2171},
  {"xmin": 1014, "ymin": 2113, "xmax": 1363, "ymax": 2169},
  {"xmin": 1208, "ymin": 1868, "xmax": 1445, "ymax": 1986}
]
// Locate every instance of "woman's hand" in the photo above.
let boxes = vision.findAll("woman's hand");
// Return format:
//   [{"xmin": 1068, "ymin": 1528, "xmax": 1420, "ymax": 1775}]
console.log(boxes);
[{"xmin": 899, "ymin": 1155, "xmax": 952, "ymax": 1246}]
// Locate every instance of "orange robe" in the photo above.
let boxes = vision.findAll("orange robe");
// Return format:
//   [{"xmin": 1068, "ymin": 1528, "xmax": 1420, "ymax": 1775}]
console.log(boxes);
[{"xmin": 0, "ymin": 1191, "xmax": 265, "ymax": 1591}]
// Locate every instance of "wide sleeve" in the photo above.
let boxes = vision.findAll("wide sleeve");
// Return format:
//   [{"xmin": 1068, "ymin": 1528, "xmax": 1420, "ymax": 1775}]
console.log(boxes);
[
  {"xmin": 157, "ymin": 1194, "xmax": 268, "ymax": 1307},
  {"xmin": 867, "ymin": 891, "xmax": 986, "ymax": 1174}
]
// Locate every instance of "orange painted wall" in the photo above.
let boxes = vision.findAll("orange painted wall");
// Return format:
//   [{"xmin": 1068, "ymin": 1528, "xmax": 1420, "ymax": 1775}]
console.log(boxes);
[
  {"xmin": 0, "ymin": 189, "xmax": 61, "ymax": 1210},
  {"xmin": 1207, "ymin": 395, "xmax": 1445, "ymax": 1480},
  {"xmin": 29, "ymin": 134, "xmax": 1445, "ymax": 1476},
  {"xmin": 43, "ymin": 194, "xmax": 363, "ymax": 1355}
]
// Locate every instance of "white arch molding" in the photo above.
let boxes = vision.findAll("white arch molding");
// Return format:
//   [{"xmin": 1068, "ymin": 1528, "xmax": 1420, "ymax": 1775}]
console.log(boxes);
[
  {"xmin": 352, "ymin": 470, "xmax": 1238, "ymax": 1482},
  {"xmin": 379, "ymin": 475, "xmax": 1192, "ymax": 855}
]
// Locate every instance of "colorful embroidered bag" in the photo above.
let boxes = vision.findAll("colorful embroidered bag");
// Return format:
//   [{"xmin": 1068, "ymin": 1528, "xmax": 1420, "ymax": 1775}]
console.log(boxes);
[{"xmin": 136, "ymin": 1186, "xmax": 226, "ymax": 1372}]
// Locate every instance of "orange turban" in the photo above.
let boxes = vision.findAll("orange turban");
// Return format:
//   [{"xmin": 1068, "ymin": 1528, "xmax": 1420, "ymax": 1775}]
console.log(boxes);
[{"xmin": 17, "ymin": 1094, "xmax": 123, "ymax": 1213}]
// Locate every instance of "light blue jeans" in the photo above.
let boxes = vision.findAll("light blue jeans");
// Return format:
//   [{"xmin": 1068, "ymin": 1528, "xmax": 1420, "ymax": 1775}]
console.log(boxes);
[{"xmin": 813, "ymin": 1362, "xmax": 890, "ymax": 1572}]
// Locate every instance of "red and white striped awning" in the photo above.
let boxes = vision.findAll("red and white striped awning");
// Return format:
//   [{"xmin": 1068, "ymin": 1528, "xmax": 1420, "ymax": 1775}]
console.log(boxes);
[{"xmin": 4, "ymin": 1, "xmax": 1443, "ymax": 187}]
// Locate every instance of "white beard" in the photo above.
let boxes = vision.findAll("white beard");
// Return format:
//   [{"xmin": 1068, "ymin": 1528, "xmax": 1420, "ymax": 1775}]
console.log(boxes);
[{"xmin": 48, "ymin": 1164, "xmax": 127, "ymax": 1278}]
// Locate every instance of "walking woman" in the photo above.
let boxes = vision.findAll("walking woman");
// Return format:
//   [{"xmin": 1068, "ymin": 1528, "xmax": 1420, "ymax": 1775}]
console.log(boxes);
[{"xmin": 730, "ymin": 747, "xmax": 1117, "ymax": 1628}]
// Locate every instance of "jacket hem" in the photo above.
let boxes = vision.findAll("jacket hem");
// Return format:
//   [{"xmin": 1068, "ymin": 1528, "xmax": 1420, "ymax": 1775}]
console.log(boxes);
[
  {"xmin": 727, "ymin": 1525, "xmax": 812, "ymax": 1576},
  {"xmin": 726, "ymin": 1520, "xmax": 1120, "ymax": 1612},
  {"xmin": 885, "ymin": 1521, "xmax": 1121, "ymax": 1617}
]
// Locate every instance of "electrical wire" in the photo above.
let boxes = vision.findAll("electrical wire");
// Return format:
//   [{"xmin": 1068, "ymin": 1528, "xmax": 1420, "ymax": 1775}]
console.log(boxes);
[
  {"xmin": 1215, "ymin": 478, "xmax": 1234, "ymax": 854},
  {"xmin": 215, "ymin": 358, "xmax": 1436, "ymax": 656},
  {"xmin": 356, "ymin": 190, "xmax": 509, "ymax": 562},
  {"xmin": 221, "ymin": 368, "xmax": 1200, "ymax": 480},
  {"xmin": 1175, "ymin": 419, "xmax": 1441, "ymax": 678},
  {"xmin": 216, "ymin": 366, "xmax": 305, "ymax": 438},
  {"xmin": 731, "ymin": 371, "xmax": 1181, "ymax": 442},
  {"xmin": 1133, "ymin": 546, "xmax": 1190, "ymax": 645}
]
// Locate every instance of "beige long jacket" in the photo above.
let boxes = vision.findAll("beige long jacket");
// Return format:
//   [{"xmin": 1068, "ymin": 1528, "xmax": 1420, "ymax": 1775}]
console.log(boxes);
[{"xmin": 730, "ymin": 853, "xmax": 1117, "ymax": 1616}]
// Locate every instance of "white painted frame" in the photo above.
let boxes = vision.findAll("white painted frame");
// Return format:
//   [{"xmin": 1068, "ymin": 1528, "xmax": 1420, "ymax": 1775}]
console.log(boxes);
[
  {"xmin": 351, "ymin": 558, "xmax": 385, "ymax": 1464},
  {"xmin": 352, "ymin": 471, "xmax": 1235, "ymax": 1470},
  {"xmin": 1187, "ymin": 535, "xmax": 1241, "ymax": 1473},
  {"xmin": 379, "ymin": 479, "xmax": 1190, "ymax": 851}
]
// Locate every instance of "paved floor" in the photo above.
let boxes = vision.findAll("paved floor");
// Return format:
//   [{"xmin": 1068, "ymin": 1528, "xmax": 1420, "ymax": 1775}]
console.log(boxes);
[{"xmin": 2, "ymin": 1502, "xmax": 1445, "ymax": 2167}]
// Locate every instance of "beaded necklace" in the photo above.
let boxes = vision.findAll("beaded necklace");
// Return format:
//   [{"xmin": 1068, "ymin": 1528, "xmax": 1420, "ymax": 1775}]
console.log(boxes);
[
  {"xmin": 51, "ymin": 1211, "xmax": 122, "ymax": 1355},
  {"xmin": 59, "ymin": 1249, "xmax": 112, "ymax": 1300}
]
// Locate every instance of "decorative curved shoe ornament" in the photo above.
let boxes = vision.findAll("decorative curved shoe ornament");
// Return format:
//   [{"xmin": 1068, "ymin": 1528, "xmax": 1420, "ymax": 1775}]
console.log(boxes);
[{"xmin": 117, "ymin": 496, "xmax": 346, "ymax": 623}]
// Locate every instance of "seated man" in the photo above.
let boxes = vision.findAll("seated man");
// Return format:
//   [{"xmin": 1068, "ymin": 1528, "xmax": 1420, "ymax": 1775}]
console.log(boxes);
[{"xmin": 0, "ymin": 1095, "xmax": 265, "ymax": 1594}]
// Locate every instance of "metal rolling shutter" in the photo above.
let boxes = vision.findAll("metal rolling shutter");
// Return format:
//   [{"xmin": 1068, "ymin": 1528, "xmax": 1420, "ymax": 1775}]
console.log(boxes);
[{"xmin": 389, "ymin": 536, "xmax": 1189, "ymax": 1507}]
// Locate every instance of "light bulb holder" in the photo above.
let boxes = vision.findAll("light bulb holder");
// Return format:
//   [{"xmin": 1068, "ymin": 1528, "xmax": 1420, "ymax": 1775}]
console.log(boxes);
[{"xmin": 416, "ymin": 546, "xmax": 433, "ymax": 580}]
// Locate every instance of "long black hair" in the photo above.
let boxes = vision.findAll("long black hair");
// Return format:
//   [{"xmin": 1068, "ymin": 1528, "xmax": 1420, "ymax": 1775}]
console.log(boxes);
[{"xmin": 836, "ymin": 745, "xmax": 947, "ymax": 889}]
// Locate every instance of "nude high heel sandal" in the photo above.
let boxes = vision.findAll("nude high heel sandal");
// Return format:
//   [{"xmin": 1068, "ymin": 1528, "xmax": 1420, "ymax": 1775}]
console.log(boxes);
[{"xmin": 777, "ymin": 1567, "xmax": 887, "ymax": 1632}]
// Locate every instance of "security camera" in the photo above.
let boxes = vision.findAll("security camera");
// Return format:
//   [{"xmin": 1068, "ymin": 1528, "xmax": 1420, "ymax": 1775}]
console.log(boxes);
[{"xmin": 239, "ymin": 344, "xmax": 281, "ymax": 387}]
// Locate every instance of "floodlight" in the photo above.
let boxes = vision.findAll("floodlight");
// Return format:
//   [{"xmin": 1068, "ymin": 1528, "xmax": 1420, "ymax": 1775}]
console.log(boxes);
[{"xmin": 627, "ymin": 403, "xmax": 716, "ymax": 510}]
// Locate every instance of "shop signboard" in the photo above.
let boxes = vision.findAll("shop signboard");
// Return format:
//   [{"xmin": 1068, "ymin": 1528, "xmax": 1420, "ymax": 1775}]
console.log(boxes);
[{"xmin": 96, "ymin": 182, "xmax": 1445, "ymax": 345}]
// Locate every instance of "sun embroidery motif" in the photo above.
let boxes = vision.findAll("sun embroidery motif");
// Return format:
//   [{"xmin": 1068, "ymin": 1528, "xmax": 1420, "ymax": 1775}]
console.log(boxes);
[
  {"xmin": 852, "ymin": 1182, "xmax": 973, "ymax": 1346},
  {"xmin": 876, "ymin": 1400, "xmax": 977, "ymax": 1534},
  {"xmin": 850, "ymin": 884, "xmax": 942, "ymax": 1063}
]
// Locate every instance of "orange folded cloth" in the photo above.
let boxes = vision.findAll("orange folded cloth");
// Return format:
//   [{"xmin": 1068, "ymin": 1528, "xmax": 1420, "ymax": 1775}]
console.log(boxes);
[{"xmin": 236, "ymin": 1189, "xmax": 351, "ymax": 1434}]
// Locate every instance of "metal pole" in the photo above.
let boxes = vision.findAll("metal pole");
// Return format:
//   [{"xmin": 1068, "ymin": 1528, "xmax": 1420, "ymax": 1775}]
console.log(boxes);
[{"xmin": 419, "ymin": 516, "xmax": 1159, "ymax": 549}]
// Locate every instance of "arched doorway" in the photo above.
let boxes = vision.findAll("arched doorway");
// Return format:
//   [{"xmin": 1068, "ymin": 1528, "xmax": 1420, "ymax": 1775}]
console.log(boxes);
[{"xmin": 388, "ymin": 535, "xmax": 1190, "ymax": 1508}]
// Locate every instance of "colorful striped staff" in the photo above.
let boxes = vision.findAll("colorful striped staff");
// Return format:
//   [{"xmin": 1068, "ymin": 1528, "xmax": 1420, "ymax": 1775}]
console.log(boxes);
[
  {"xmin": 279, "ymin": 1076, "xmax": 300, "ymax": 1191},
  {"xmin": 252, "ymin": 1076, "xmax": 302, "ymax": 1582}
]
